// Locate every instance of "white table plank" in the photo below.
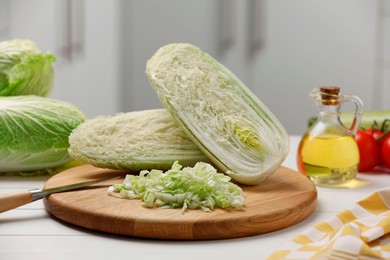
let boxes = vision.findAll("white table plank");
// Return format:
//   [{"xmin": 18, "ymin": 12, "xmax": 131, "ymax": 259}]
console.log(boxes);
[{"xmin": 0, "ymin": 235, "xmax": 278, "ymax": 260}]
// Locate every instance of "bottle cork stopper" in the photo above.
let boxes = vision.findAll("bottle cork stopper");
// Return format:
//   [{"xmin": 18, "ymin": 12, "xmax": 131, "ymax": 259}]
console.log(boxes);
[{"xmin": 320, "ymin": 86, "xmax": 340, "ymax": 105}]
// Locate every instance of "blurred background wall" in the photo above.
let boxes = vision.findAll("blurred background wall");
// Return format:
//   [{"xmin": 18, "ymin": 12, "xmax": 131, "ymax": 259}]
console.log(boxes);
[{"xmin": 1, "ymin": 0, "xmax": 389, "ymax": 134}]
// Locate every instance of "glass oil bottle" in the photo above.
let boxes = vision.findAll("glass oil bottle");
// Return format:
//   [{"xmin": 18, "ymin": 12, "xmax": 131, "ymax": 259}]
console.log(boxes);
[{"xmin": 297, "ymin": 86, "xmax": 363, "ymax": 186}]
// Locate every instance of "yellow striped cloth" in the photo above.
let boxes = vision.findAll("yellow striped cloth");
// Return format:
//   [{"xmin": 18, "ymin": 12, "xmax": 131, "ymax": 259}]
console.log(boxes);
[{"xmin": 268, "ymin": 187, "xmax": 390, "ymax": 259}]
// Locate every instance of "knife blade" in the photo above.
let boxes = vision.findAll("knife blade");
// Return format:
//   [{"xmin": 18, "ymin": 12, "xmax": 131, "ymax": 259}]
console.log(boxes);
[{"xmin": 0, "ymin": 175, "xmax": 122, "ymax": 213}]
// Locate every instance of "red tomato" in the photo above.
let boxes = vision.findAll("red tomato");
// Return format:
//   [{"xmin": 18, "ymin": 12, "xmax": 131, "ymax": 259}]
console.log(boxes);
[
  {"xmin": 373, "ymin": 130, "xmax": 384, "ymax": 142},
  {"xmin": 365, "ymin": 128, "xmax": 384, "ymax": 144},
  {"xmin": 364, "ymin": 128, "xmax": 386, "ymax": 165},
  {"xmin": 355, "ymin": 130, "xmax": 382, "ymax": 172},
  {"xmin": 381, "ymin": 135, "xmax": 390, "ymax": 169}
]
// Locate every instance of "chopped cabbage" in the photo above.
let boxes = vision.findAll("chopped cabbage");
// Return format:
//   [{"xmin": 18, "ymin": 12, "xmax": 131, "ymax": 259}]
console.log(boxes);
[
  {"xmin": 0, "ymin": 39, "xmax": 55, "ymax": 96},
  {"xmin": 68, "ymin": 109, "xmax": 209, "ymax": 171},
  {"xmin": 108, "ymin": 161, "xmax": 244, "ymax": 213},
  {"xmin": 146, "ymin": 43, "xmax": 290, "ymax": 185},
  {"xmin": 0, "ymin": 95, "xmax": 86, "ymax": 173}
]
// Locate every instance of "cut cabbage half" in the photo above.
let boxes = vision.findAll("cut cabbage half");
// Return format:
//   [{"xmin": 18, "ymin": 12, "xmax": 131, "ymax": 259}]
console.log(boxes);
[
  {"xmin": 146, "ymin": 43, "xmax": 290, "ymax": 185},
  {"xmin": 68, "ymin": 109, "xmax": 209, "ymax": 171}
]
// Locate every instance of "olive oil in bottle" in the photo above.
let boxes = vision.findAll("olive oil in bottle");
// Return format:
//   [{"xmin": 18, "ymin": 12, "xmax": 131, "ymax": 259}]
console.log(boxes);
[
  {"xmin": 297, "ymin": 134, "xmax": 360, "ymax": 184},
  {"xmin": 297, "ymin": 86, "xmax": 363, "ymax": 186}
]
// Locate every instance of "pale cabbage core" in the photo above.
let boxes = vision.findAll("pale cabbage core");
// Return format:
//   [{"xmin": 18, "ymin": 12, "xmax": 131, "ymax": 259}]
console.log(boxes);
[{"xmin": 147, "ymin": 44, "xmax": 289, "ymax": 179}]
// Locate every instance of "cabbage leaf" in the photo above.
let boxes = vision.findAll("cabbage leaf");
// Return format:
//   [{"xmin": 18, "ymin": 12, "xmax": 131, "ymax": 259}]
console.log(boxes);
[{"xmin": 0, "ymin": 39, "xmax": 55, "ymax": 96}]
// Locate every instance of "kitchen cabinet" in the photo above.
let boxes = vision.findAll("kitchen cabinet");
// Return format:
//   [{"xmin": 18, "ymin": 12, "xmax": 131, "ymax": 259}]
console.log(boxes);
[
  {"xmin": 1, "ymin": 0, "xmax": 386, "ymax": 134},
  {"xmin": 253, "ymin": 0, "xmax": 380, "ymax": 134},
  {"xmin": 122, "ymin": 0, "xmax": 384, "ymax": 134},
  {"xmin": 120, "ymin": 0, "xmax": 262, "ymax": 113},
  {"xmin": 375, "ymin": 0, "xmax": 390, "ymax": 111},
  {"xmin": 0, "ymin": 0, "xmax": 121, "ymax": 118},
  {"xmin": 120, "ymin": 0, "xmax": 221, "ymax": 112}
]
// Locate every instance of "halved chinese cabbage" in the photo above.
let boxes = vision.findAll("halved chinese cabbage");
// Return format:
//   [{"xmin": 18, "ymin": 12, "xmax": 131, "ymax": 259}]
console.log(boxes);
[
  {"xmin": 68, "ymin": 109, "xmax": 209, "ymax": 171},
  {"xmin": 146, "ymin": 43, "xmax": 289, "ymax": 185}
]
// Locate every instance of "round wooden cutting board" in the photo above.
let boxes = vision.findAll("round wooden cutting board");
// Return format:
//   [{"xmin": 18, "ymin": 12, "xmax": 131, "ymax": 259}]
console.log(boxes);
[{"xmin": 43, "ymin": 164, "xmax": 317, "ymax": 240}]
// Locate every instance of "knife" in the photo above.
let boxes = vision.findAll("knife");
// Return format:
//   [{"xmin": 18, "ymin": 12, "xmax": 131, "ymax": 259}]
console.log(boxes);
[{"xmin": 0, "ymin": 175, "xmax": 122, "ymax": 213}]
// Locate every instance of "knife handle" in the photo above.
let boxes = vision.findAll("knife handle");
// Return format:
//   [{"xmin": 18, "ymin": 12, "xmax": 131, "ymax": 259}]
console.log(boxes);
[{"xmin": 0, "ymin": 190, "xmax": 33, "ymax": 213}]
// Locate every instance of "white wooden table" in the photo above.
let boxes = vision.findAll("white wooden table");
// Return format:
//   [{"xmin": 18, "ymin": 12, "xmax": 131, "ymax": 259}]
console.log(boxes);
[{"xmin": 1, "ymin": 136, "xmax": 389, "ymax": 260}]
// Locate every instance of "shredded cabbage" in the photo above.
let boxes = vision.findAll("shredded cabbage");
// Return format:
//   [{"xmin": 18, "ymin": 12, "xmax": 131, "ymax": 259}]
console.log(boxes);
[{"xmin": 108, "ymin": 161, "xmax": 244, "ymax": 213}]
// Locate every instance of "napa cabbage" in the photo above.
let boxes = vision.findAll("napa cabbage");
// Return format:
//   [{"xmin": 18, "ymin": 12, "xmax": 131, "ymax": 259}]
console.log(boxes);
[
  {"xmin": 0, "ymin": 39, "xmax": 55, "ymax": 96},
  {"xmin": 0, "ymin": 95, "xmax": 86, "ymax": 174},
  {"xmin": 146, "ymin": 43, "xmax": 290, "ymax": 185},
  {"xmin": 68, "ymin": 109, "xmax": 209, "ymax": 171}
]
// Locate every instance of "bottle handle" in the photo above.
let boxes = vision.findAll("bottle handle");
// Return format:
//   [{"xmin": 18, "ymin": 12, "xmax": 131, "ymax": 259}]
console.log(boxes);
[{"xmin": 341, "ymin": 94, "xmax": 363, "ymax": 135}]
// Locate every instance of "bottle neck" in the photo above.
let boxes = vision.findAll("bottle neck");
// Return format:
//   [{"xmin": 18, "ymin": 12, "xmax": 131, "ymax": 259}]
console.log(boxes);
[
  {"xmin": 315, "ymin": 104, "xmax": 348, "ymax": 135},
  {"xmin": 318, "ymin": 104, "xmax": 340, "ymax": 117},
  {"xmin": 316, "ymin": 104, "xmax": 344, "ymax": 131}
]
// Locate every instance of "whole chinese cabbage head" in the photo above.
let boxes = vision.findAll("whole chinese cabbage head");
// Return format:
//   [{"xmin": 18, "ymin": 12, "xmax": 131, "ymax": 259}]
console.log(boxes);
[
  {"xmin": 0, "ymin": 95, "xmax": 86, "ymax": 174},
  {"xmin": 68, "ymin": 109, "xmax": 209, "ymax": 171},
  {"xmin": 0, "ymin": 39, "xmax": 55, "ymax": 96}
]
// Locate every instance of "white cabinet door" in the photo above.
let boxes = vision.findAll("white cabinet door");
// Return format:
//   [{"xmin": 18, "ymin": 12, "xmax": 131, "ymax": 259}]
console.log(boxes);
[
  {"xmin": 51, "ymin": 0, "xmax": 121, "ymax": 118},
  {"xmin": 120, "ymin": 0, "xmax": 221, "ymax": 112},
  {"xmin": 0, "ymin": 0, "xmax": 56, "ymax": 53},
  {"xmin": 252, "ymin": 0, "xmax": 378, "ymax": 134},
  {"xmin": 3, "ymin": 0, "xmax": 121, "ymax": 118},
  {"xmin": 375, "ymin": 0, "xmax": 390, "ymax": 110}
]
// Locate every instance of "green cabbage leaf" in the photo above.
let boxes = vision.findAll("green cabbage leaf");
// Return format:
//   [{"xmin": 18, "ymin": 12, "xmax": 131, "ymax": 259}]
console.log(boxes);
[
  {"xmin": 0, "ymin": 39, "xmax": 55, "ymax": 96},
  {"xmin": 0, "ymin": 95, "xmax": 86, "ymax": 174}
]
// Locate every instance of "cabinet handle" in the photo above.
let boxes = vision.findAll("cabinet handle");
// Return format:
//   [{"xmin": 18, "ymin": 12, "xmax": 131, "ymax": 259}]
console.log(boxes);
[
  {"xmin": 61, "ymin": 0, "xmax": 85, "ymax": 62},
  {"xmin": 248, "ymin": 0, "xmax": 265, "ymax": 54},
  {"xmin": 218, "ymin": 0, "xmax": 236, "ymax": 52},
  {"xmin": 72, "ymin": 0, "xmax": 85, "ymax": 58},
  {"xmin": 62, "ymin": 0, "xmax": 72, "ymax": 61}
]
